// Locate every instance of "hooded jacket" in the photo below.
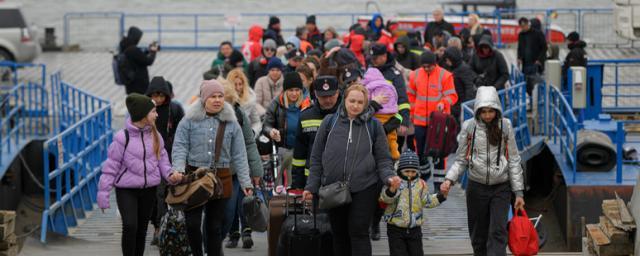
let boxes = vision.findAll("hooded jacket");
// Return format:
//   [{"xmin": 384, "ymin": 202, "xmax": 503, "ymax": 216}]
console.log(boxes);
[
  {"xmin": 362, "ymin": 68, "xmax": 398, "ymax": 115},
  {"xmin": 98, "ymin": 118, "xmax": 173, "ymax": 209},
  {"xmin": 367, "ymin": 13, "xmax": 384, "ymax": 41},
  {"xmin": 393, "ymin": 36, "xmax": 420, "ymax": 70},
  {"xmin": 171, "ymin": 102, "xmax": 253, "ymax": 189},
  {"xmin": 305, "ymin": 104, "xmax": 395, "ymax": 194},
  {"xmin": 445, "ymin": 87, "xmax": 524, "ymax": 196},
  {"xmin": 254, "ymin": 74, "xmax": 284, "ymax": 110},
  {"xmin": 469, "ymin": 36, "xmax": 509, "ymax": 90},
  {"xmin": 380, "ymin": 178, "xmax": 444, "ymax": 228},
  {"xmin": 443, "ymin": 47, "xmax": 477, "ymax": 118},
  {"xmin": 119, "ymin": 26, "xmax": 156, "ymax": 94},
  {"xmin": 371, "ymin": 54, "xmax": 411, "ymax": 127},
  {"xmin": 517, "ymin": 27, "xmax": 548, "ymax": 69},
  {"xmin": 242, "ymin": 25, "xmax": 264, "ymax": 62},
  {"xmin": 145, "ymin": 78, "xmax": 185, "ymax": 156},
  {"xmin": 348, "ymin": 33, "xmax": 366, "ymax": 67}
]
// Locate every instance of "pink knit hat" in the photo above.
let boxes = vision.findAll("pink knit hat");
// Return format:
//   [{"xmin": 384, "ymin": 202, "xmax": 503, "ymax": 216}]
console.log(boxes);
[{"xmin": 200, "ymin": 79, "xmax": 225, "ymax": 105}]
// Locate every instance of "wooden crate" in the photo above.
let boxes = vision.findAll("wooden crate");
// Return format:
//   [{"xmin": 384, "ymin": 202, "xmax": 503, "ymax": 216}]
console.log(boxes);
[
  {"xmin": 0, "ymin": 212, "xmax": 15, "ymax": 225},
  {"xmin": 0, "ymin": 234, "xmax": 15, "ymax": 250},
  {"xmin": 598, "ymin": 216, "xmax": 630, "ymax": 244},
  {"xmin": 0, "ymin": 220, "xmax": 14, "ymax": 241}
]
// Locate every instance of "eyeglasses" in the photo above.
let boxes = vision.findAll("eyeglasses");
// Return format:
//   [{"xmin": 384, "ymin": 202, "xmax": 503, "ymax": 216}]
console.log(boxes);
[{"xmin": 264, "ymin": 48, "xmax": 276, "ymax": 52}]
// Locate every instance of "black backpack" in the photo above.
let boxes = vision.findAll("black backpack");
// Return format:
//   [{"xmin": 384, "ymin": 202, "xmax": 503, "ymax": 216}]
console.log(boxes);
[{"xmin": 112, "ymin": 52, "xmax": 135, "ymax": 86}]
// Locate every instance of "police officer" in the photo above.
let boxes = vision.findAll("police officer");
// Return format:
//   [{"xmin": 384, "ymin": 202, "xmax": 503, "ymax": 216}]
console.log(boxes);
[
  {"xmin": 291, "ymin": 76, "xmax": 341, "ymax": 189},
  {"xmin": 368, "ymin": 43, "xmax": 411, "ymax": 147}
]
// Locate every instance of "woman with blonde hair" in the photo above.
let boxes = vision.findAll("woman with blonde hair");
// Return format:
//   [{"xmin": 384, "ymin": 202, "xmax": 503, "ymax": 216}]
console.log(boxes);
[{"xmin": 227, "ymin": 68, "xmax": 264, "ymax": 136}]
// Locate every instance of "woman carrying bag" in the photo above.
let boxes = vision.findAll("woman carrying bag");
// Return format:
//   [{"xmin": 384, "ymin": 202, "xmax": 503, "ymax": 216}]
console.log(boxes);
[
  {"xmin": 303, "ymin": 84, "xmax": 401, "ymax": 256},
  {"xmin": 171, "ymin": 79, "xmax": 253, "ymax": 256},
  {"xmin": 98, "ymin": 93, "xmax": 183, "ymax": 256},
  {"xmin": 441, "ymin": 86, "xmax": 525, "ymax": 256}
]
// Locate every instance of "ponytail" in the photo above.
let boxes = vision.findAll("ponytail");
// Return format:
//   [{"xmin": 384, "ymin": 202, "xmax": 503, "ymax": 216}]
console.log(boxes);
[{"xmin": 151, "ymin": 123, "xmax": 161, "ymax": 159}]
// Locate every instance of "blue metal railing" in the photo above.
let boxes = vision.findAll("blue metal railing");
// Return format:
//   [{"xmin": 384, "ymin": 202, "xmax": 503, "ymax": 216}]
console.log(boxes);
[
  {"xmin": 616, "ymin": 121, "xmax": 640, "ymax": 184},
  {"xmin": 40, "ymin": 72, "xmax": 112, "ymax": 243},
  {"xmin": 539, "ymin": 83, "xmax": 580, "ymax": 183},
  {"xmin": 0, "ymin": 61, "xmax": 46, "ymax": 89},
  {"xmin": 0, "ymin": 82, "xmax": 49, "ymax": 175},
  {"xmin": 62, "ymin": 8, "xmax": 626, "ymax": 50},
  {"xmin": 589, "ymin": 59, "xmax": 640, "ymax": 113}
]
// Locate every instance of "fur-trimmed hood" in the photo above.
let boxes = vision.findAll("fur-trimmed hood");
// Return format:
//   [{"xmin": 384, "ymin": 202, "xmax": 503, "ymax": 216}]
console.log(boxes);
[{"xmin": 185, "ymin": 101, "xmax": 237, "ymax": 123}]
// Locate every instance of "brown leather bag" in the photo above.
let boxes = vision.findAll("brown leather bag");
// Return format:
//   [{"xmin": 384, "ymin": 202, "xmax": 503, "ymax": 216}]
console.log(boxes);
[{"xmin": 165, "ymin": 122, "xmax": 232, "ymax": 210}]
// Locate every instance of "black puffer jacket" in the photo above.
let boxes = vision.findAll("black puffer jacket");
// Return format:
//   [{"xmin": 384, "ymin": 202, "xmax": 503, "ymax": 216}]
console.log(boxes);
[
  {"xmin": 393, "ymin": 36, "xmax": 420, "ymax": 70},
  {"xmin": 469, "ymin": 35, "xmax": 509, "ymax": 90},
  {"xmin": 119, "ymin": 26, "xmax": 156, "ymax": 95},
  {"xmin": 562, "ymin": 40, "xmax": 587, "ymax": 87},
  {"xmin": 145, "ymin": 77, "xmax": 184, "ymax": 157},
  {"xmin": 444, "ymin": 47, "xmax": 477, "ymax": 118},
  {"xmin": 305, "ymin": 105, "xmax": 394, "ymax": 194}
]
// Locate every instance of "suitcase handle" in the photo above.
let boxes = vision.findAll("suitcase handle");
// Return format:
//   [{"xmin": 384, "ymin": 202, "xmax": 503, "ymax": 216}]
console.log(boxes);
[{"xmin": 287, "ymin": 192, "xmax": 317, "ymax": 232}]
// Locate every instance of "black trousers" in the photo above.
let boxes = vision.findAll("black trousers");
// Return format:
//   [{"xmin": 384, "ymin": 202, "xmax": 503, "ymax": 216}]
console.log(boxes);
[
  {"xmin": 414, "ymin": 125, "xmax": 445, "ymax": 189},
  {"xmin": 466, "ymin": 180, "xmax": 511, "ymax": 256},
  {"xmin": 387, "ymin": 225, "xmax": 423, "ymax": 256},
  {"xmin": 328, "ymin": 184, "xmax": 379, "ymax": 256},
  {"xmin": 185, "ymin": 198, "xmax": 228, "ymax": 256},
  {"xmin": 115, "ymin": 186, "xmax": 157, "ymax": 256},
  {"xmin": 370, "ymin": 181, "xmax": 384, "ymax": 232}
]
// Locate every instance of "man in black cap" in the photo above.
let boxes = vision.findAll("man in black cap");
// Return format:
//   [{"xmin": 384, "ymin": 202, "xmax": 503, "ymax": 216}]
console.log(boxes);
[
  {"xmin": 368, "ymin": 43, "xmax": 411, "ymax": 149},
  {"xmin": 284, "ymin": 48, "xmax": 305, "ymax": 73},
  {"xmin": 562, "ymin": 31, "xmax": 587, "ymax": 90},
  {"xmin": 291, "ymin": 76, "xmax": 341, "ymax": 190},
  {"xmin": 264, "ymin": 16, "xmax": 285, "ymax": 46},
  {"xmin": 306, "ymin": 15, "xmax": 324, "ymax": 49}
]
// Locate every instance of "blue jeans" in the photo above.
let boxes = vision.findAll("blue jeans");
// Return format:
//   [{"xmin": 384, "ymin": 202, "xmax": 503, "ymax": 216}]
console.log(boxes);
[{"xmin": 223, "ymin": 175, "xmax": 248, "ymax": 237}]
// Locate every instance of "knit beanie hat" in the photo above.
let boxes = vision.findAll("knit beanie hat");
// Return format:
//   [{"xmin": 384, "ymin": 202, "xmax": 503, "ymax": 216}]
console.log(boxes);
[
  {"xmin": 263, "ymin": 39, "xmax": 277, "ymax": 50},
  {"xmin": 397, "ymin": 149, "xmax": 420, "ymax": 177},
  {"xmin": 266, "ymin": 57, "xmax": 285, "ymax": 71},
  {"xmin": 126, "ymin": 93, "xmax": 155, "ymax": 122},
  {"xmin": 567, "ymin": 31, "xmax": 580, "ymax": 42},
  {"xmin": 306, "ymin": 15, "xmax": 316, "ymax": 25},
  {"xmin": 200, "ymin": 79, "xmax": 225, "ymax": 105},
  {"xmin": 420, "ymin": 51, "xmax": 436, "ymax": 65},
  {"xmin": 269, "ymin": 16, "xmax": 280, "ymax": 27},
  {"xmin": 283, "ymin": 72, "xmax": 303, "ymax": 91}
]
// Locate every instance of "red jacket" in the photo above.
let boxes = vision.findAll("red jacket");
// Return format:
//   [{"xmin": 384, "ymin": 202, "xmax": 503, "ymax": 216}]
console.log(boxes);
[{"xmin": 242, "ymin": 25, "xmax": 264, "ymax": 62}]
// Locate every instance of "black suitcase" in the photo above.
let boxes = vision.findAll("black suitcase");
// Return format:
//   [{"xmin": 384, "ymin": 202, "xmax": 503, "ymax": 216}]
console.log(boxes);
[{"xmin": 277, "ymin": 197, "xmax": 333, "ymax": 256}]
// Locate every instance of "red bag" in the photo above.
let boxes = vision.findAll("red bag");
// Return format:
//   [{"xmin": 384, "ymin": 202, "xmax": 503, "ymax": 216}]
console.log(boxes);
[
  {"xmin": 424, "ymin": 111, "xmax": 459, "ymax": 158},
  {"xmin": 508, "ymin": 209, "xmax": 539, "ymax": 256}
]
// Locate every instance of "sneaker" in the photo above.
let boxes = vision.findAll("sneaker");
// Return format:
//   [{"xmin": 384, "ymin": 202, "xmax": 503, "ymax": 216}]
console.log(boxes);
[
  {"xmin": 241, "ymin": 228, "xmax": 253, "ymax": 249},
  {"xmin": 225, "ymin": 232, "xmax": 240, "ymax": 249}
]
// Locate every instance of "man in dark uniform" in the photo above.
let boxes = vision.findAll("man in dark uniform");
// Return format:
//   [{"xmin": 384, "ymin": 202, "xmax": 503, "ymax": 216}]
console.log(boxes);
[
  {"xmin": 291, "ymin": 76, "xmax": 341, "ymax": 189},
  {"xmin": 368, "ymin": 43, "xmax": 411, "ymax": 148}
]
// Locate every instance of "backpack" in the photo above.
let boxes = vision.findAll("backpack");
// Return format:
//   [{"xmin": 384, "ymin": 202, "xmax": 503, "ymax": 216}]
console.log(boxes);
[
  {"xmin": 158, "ymin": 207, "xmax": 192, "ymax": 256},
  {"xmin": 508, "ymin": 209, "xmax": 539, "ymax": 256},
  {"xmin": 424, "ymin": 111, "xmax": 459, "ymax": 158},
  {"xmin": 112, "ymin": 52, "xmax": 135, "ymax": 85}
]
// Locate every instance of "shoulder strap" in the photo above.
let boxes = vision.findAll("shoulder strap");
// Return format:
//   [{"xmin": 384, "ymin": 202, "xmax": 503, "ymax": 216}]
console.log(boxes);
[
  {"xmin": 214, "ymin": 122, "xmax": 227, "ymax": 163},
  {"xmin": 466, "ymin": 123, "xmax": 477, "ymax": 162},
  {"xmin": 497, "ymin": 120, "xmax": 503, "ymax": 166},
  {"xmin": 123, "ymin": 129, "xmax": 130, "ymax": 158}
]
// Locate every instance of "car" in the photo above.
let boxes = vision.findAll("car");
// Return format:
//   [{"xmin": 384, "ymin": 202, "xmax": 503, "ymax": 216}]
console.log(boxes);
[{"xmin": 0, "ymin": 3, "xmax": 40, "ymax": 63}]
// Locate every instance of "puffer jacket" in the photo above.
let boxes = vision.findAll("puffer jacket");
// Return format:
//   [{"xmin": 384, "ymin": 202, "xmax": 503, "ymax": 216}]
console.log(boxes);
[
  {"xmin": 98, "ymin": 118, "xmax": 173, "ymax": 209},
  {"xmin": 254, "ymin": 75, "xmax": 284, "ymax": 110},
  {"xmin": 362, "ymin": 68, "xmax": 398, "ymax": 115},
  {"xmin": 241, "ymin": 25, "xmax": 264, "ymax": 62},
  {"xmin": 305, "ymin": 105, "xmax": 395, "ymax": 194},
  {"xmin": 171, "ymin": 102, "xmax": 252, "ymax": 189},
  {"xmin": 445, "ymin": 87, "xmax": 524, "ymax": 195},
  {"xmin": 380, "ymin": 178, "xmax": 444, "ymax": 228},
  {"xmin": 262, "ymin": 94, "xmax": 311, "ymax": 149}
]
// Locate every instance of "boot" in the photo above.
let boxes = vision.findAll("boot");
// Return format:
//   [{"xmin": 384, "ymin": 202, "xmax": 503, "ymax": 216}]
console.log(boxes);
[
  {"xmin": 370, "ymin": 223, "xmax": 381, "ymax": 241},
  {"xmin": 225, "ymin": 232, "xmax": 240, "ymax": 248},
  {"xmin": 241, "ymin": 228, "xmax": 254, "ymax": 249}
]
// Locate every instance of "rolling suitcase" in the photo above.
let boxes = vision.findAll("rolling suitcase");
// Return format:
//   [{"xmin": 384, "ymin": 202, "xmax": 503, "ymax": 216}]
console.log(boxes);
[
  {"xmin": 277, "ymin": 197, "xmax": 332, "ymax": 256},
  {"xmin": 424, "ymin": 111, "xmax": 459, "ymax": 158}
]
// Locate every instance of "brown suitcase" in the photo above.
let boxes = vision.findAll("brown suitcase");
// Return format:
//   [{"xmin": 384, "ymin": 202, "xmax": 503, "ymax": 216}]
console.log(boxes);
[{"xmin": 268, "ymin": 194, "xmax": 300, "ymax": 256}]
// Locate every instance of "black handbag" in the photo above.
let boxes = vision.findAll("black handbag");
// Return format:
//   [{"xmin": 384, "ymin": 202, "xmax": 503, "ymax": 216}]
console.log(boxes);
[{"xmin": 318, "ymin": 126, "xmax": 361, "ymax": 210}]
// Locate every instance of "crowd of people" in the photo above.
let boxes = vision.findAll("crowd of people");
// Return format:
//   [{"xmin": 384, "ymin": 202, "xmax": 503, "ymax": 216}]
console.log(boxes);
[{"xmin": 102, "ymin": 9, "xmax": 588, "ymax": 256}]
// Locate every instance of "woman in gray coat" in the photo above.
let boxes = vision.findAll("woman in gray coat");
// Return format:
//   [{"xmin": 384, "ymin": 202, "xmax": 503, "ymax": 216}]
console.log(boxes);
[
  {"xmin": 171, "ymin": 79, "xmax": 253, "ymax": 256},
  {"xmin": 441, "ymin": 86, "xmax": 525, "ymax": 256},
  {"xmin": 303, "ymin": 84, "xmax": 401, "ymax": 256}
]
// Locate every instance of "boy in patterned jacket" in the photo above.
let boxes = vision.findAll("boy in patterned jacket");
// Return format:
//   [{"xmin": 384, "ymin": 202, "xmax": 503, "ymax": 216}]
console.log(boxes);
[{"xmin": 380, "ymin": 150, "xmax": 447, "ymax": 256}]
